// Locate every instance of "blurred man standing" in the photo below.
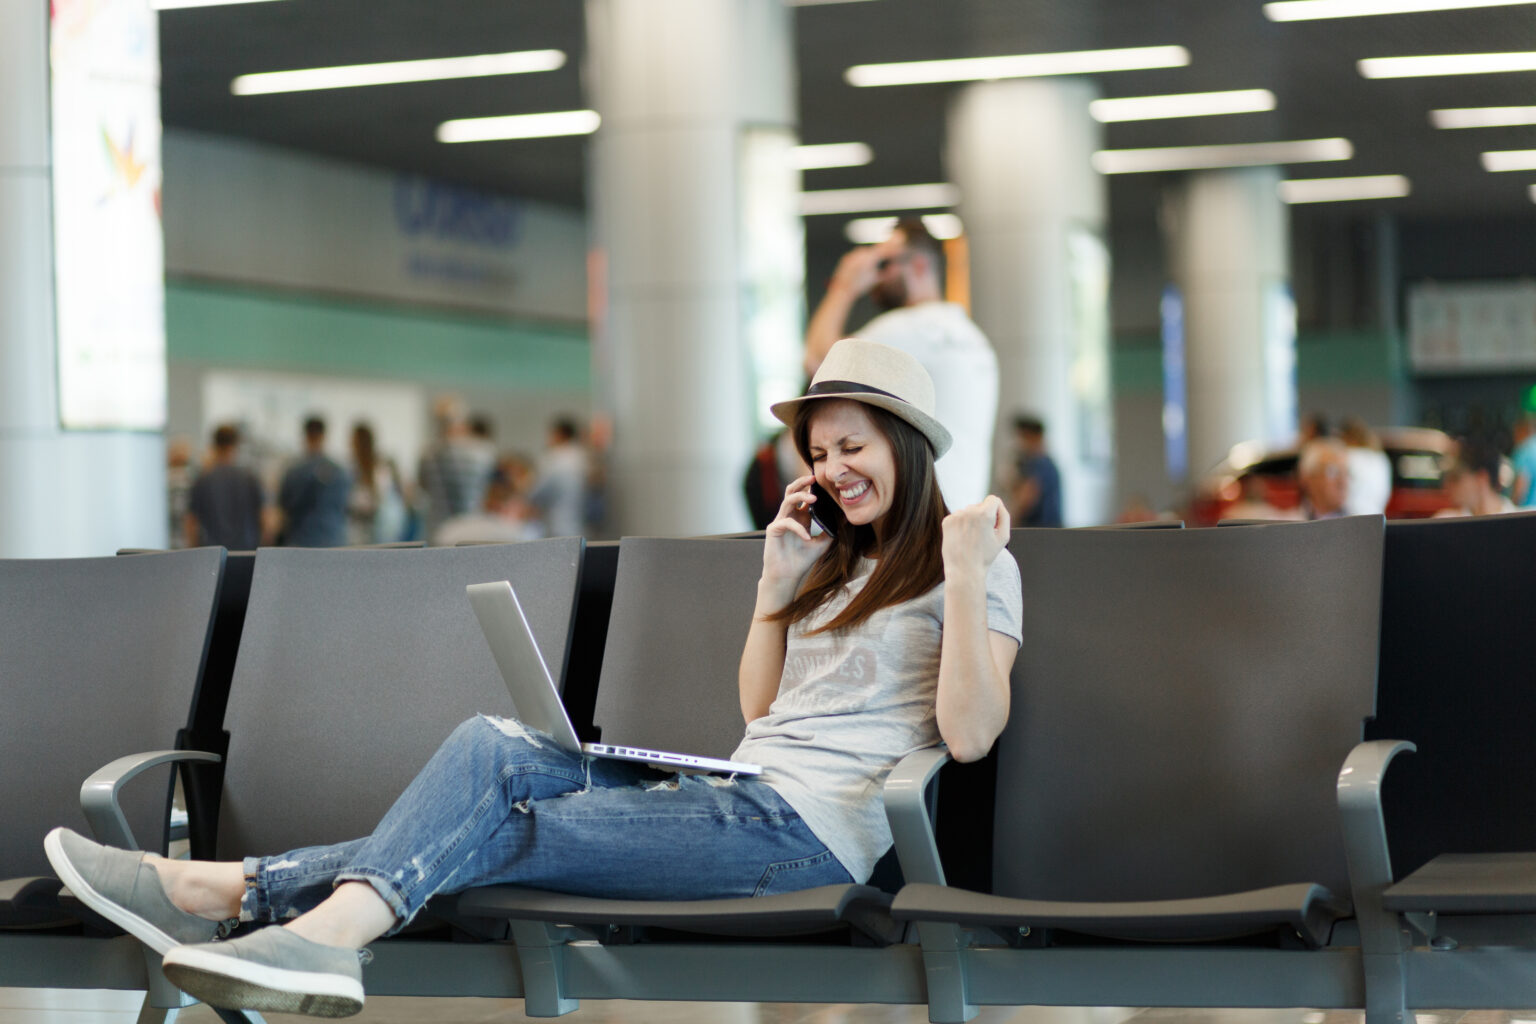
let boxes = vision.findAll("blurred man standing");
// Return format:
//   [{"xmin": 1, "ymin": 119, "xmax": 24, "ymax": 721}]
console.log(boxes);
[
  {"xmin": 1436, "ymin": 439, "xmax": 1518, "ymax": 517},
  {"xmin": 805, "ymin": 219, "xmax": 998, "ymax": 507},
  {"xmin": 417, "ymin": 395, "xmax": 497, "ymax": 540},
  {"xmin": 1008, "ymin": 415, "xmax": 1062, "ymax": 527},
  {"xmin": 185, "ymin": 424, "xmax": 264, "ymax": 550},
  {"xmin": 278, "ymin": 416, "xmax": 350, "ymax": 547},
  {"xmin": 529, "ymin": 416, "xmax": 589, "ymax": 539}
]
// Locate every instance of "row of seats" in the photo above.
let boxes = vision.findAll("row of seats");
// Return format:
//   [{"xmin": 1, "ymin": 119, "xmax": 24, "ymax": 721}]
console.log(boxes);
[{"xmin": 2, "ymin": 512, "xmax": 1534, "ymax": 1024}]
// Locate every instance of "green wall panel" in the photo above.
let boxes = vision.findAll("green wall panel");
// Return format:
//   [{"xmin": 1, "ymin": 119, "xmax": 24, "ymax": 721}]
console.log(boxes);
[{"xmin": 166, "ymin": 279, "xmax": 590, "ymax": 392}]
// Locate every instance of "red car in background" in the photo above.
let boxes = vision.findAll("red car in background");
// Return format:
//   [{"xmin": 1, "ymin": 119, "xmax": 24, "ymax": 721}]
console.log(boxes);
[{"xmin": 1188, "ymin": 427, "xmax": 1456, "ymax": 527}]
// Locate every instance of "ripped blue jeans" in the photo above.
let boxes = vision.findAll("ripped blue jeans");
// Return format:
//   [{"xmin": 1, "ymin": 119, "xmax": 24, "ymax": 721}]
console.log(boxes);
[{"xmin": 239, "ymin": 714, "xmax": 852, "ymax": 935}]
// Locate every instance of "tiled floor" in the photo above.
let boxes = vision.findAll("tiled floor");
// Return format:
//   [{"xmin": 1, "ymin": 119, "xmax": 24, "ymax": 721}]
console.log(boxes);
[{"xmin": 3, "ymin": 993, "xmax": 1533, "ymax": 1024}]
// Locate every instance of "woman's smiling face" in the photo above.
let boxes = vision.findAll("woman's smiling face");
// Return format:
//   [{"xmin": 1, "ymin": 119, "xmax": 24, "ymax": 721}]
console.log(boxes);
[{"xmin": 807, "ymin": 400, "xmax": 898, "ymax": 535}]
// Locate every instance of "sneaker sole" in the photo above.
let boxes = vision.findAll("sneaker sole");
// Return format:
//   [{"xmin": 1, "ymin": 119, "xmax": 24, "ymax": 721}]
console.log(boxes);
[
  {"xmin": 162, "ymin": 944, "xmax": 364, "ymax": 1018},
  {"xmin": 43, "ymin": 827, "xmax": 178, "ymax": 956}
]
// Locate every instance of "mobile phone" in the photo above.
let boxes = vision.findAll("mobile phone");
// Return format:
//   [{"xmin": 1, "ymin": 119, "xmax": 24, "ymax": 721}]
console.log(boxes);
[{"xmin": 807, "ymin": 481, "xmax": 838, "ymax": 538}]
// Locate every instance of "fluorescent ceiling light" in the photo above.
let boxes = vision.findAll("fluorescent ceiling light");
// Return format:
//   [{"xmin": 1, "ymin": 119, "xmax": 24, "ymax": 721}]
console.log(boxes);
[
  {"xmin": 232, "ymin": 50, "xmax": 566, "ymax": 96},
  {"xmin": 1266, "ymin": 0, "xmax": 1536, "ymax": 19},
  {"xmin": 846, "ymin": 45, "xmax": 1190, "ymax": 87},
  {"xmin": 437, "ymin": 110, "xmax": 600, "ymax": 143},
  {"xmin": 1279, "ymin": 174, "xmax": 1411, "ymax": 202},
  {"xmin": 1430, "ymin": 105, "xmax": 1536, "ymax": 127},
  {"xmin": 793, "ymin": 142, "xmax": 874, "ymax": 170},
  {"xmin": 1089, "ymin": 89, "xmax": 1276, "ymax": 122},
  {"xmin": 800, "ymin": 183, "xmax": 959, "ymax": 216},
  {"xmin": 1359, "ymin": 51, "xmax": 1536, "ymax": 77},
  {"xmin": 844, "ymin": 213, "xmax": 963, "ymax": 244},
  {"xmin": 1092, "ymin": 138, "xmax": 1353, "ymax": 173},
  {"xmin": 155, "ymin": 0, "xmax": 284, "ymax": 7},
  {"xmin": 1481, "ymin": 148, "xmax": 1536, "ymax": 170}
]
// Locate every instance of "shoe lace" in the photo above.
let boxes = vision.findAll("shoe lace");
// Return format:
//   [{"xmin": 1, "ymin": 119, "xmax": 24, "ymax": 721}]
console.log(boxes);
[
  {"xmin": 214, "ymin": 918, "xmax": 237, "ymax": 940},
  {"xmin": 358, "ymin": 948, "xmax": 375, "ymax": 966}
]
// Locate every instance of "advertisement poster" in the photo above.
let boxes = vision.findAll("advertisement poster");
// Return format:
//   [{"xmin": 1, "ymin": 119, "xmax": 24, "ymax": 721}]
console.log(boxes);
[{"xmin": 51, "ymin": 0, "xmax": 166, "ymax": 431}]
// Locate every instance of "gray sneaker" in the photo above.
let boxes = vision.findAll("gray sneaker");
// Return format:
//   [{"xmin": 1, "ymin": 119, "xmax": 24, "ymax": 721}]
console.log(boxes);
[
  {"xmin": 43, "ymin": 827, "xmax": 231, "ymax": 955},
  {"xmin": 162, "ymin": 927, "xmax": 371, "ymax": 1018}
]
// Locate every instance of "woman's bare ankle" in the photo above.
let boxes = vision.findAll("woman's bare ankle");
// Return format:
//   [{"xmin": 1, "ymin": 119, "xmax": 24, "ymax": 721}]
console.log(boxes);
[{"xmin": 148, "ymin": 857, "xmax": 242, "ymax": 921}]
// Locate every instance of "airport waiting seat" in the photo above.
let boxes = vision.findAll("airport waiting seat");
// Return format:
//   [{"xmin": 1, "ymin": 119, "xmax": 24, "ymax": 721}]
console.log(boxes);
[
  {"xmin": 451, "ymin": 536, "xmax": 904, "ymax": 1014},
  {"xmin": 1369, "ymin": 512, "xmax": 1536, "ymax": 998},
  {"xmin": 888, "ymin": 517, "xmax": 1398, "ymax": 1021},
  {"xmin": 0, "ymin": 547, "xmax": 226, "ymax": 1018},
  {"xmin": 211, "ymin": 539, "xmax": 584, "ymax": 860}
]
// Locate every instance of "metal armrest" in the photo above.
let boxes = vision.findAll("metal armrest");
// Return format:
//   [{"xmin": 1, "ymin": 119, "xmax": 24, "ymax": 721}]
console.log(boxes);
[
  {"xmin": 1337, "ymin": 738, "xmax": 1416, "ymax": 953},
  {"xmin": 884, "ymin": 746, "xmax": 952, "ymax": 887},
  {"xmin": 81, "ymin": 749, "xmax": 222, "ymax": 851}
]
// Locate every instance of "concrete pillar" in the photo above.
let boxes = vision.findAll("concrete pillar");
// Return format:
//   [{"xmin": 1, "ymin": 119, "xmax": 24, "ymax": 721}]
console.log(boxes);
[
  {"xmin": 0, "ymin": 0, "xmax": 167, "ymax": 557},
  {"xmin": 1165, "ymin": 167, "xmax": 1296, "ymax": 478},
  {"xmin": 947, "ymin": 79, "xmax": 1115, "ymax": 526},
  {"xmin": 586, "ymin": 0, "xmax": 798, "ymax": 536}
]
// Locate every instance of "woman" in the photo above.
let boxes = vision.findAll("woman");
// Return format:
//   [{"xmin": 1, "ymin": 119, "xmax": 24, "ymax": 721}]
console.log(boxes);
[
  {"xmin": 345, "ymin": 422, "xmax": 406, "ymax": 546},
  {"xmin": 43, "ymin": 338, "xmax": 1023, "ymax": 1019}
]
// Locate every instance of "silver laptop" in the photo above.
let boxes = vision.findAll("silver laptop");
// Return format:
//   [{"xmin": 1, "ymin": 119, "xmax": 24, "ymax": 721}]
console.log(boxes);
[{"xmin": 466, "ymin": 580, "xmax": 762, "ymax": 776}]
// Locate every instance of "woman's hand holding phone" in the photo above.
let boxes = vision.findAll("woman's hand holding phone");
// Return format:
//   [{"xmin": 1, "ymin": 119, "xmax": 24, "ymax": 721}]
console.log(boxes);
[{"xmin": 761, "ymin": 474, "xmax": 833, "ymax": 600}]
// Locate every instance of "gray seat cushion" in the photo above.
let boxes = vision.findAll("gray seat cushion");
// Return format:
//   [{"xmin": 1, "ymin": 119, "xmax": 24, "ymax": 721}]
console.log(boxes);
[
  {"xmin": 457, "ymin": 883, "xmax": 901, "ymax": 944},
  {"xmin": 892, "ymin": 881, "xmax": 1348, "ymax": 947},
  {"xmin": 1383, "ymin": 852, "xmax": 1536, "ymax": 914}
]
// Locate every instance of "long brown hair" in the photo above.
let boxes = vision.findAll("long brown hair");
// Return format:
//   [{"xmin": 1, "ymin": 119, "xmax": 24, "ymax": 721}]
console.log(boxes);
[{"xmin": 768, "ymin": 401, "xmax": 948, "ymax": 634}]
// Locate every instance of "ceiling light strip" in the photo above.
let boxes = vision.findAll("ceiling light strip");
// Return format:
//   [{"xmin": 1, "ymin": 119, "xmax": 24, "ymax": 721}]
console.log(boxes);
[
  {"xmin": 1279, "ymin": 174, "xmax": 1411, "ymax": 202},
  {"xmin": 1266, "ymin": 0, "xmax": 1536, "ymax": 20},
  {"xmin": 155, "ymin": 0, "xmax": 286, "ymax": 8},
  {"xmin": 793, "ymin": 142, "xmax": 874, "ymax": 170},
  {"xmin": 1089, "ymin": 89, "xmax": 1276, "ymax": 122},
  {"xmin": 232, "ymin": 50, "xmax": 566, "ymax": 96},
  {"xmin": 1092, "ymin": 138, "xmax": 1353, "ymax": 174},
  {"xmin": 1359, "ymin": 52, "xmax": 1536, "ymax": 78},
  {"xmin": 1481, "ymin": 149, "xmax": 1536, "ymax": 171},
  {"xmin": 800, "ymin": 183, "xmax": 959, "ymax": 216},
  {"xmin": 437, "ymin": 110, "xmax": 600, "ymax": 143},
  {"xmin": 1430, "ymin": 105, "xmax": 1536, "ymax": 127},
  {"xmin": 845, "ymin": 45, "xmax": 1189, "ymax": 87}
]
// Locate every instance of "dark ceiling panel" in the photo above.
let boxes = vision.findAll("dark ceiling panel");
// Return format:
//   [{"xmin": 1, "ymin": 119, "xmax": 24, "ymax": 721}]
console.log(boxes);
[{"xmin": 157, "ymin": 0, "xmax": 1536, "ymax": 222}]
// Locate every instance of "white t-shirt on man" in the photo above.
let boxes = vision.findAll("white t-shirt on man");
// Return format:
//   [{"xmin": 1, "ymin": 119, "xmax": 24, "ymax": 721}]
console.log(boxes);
[{"xmin": 856, "ymin": 302, "xmax": 999, "ymax": 509}]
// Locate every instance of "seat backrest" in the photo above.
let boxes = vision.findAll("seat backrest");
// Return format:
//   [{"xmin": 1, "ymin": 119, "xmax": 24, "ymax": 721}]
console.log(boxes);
[
  {"xmin": 1366, "ymin": 510, "xmax": 1536, "ymax": 877},
  {"xmin": 591, "ymin": 537, "xmax": 764, "ymax": 759},
  {"xmin": 215, "ymin": 538, "xmax": 583, "ymax": 860},
  {"xmin": 994, "ymin": 516, "xmax": 1383, "ymax": 902},
  {"xmin": 0, "ymin": 548, "xmax": 224, "ymax": 877}
]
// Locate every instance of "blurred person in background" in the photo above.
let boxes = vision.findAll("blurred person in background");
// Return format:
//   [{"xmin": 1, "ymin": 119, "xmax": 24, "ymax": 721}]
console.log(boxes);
[
  {"xmin": 1340, "ymin": 417, "xmax": 1391, "ymax": 516},
  {"xmin": 1006, "ymin": 415, "xmax": 1062, "ymax": 528},
  {"xmin": 469, "ymin": 412, "xmax": 495, "ymax": 445},
  {"xmin": 434, "ymin": 466, "xmax": 545, "ymax": 546},
  {"xmin": 804, "ymin": 218, "xmax": 997, "ymax": 508},
  {"xmin": 1298, "ymin": 438, "xmax": 1351, "ymax": 520},
  {"xmin": 347, "ymin": 422, "xmax": 407, "ymax": 546},
  {"xmin": 278, "ymin": 416, "xmax": 350, "ymax": 548},
  {"xmin": 1435, "ymin": 438, "xmax": 1518, "ymax": 517},
  {"xmin": 1510, "ymin": 400, "xmax": 1536, "ymax": 507},
  {"xmin": 416, "ymin": 395, "xmax": 496, "ymax": 540},
  {"xmin": 529, "ymin": 415, "xmax": 589, "ymax": 539},
  {"xmin": 744, "ymin": 426, "xmax": 810, "ymax": 531},
  {"xmin": 186, "ymin": 424, "xmax": 265, "ymax": 550}
]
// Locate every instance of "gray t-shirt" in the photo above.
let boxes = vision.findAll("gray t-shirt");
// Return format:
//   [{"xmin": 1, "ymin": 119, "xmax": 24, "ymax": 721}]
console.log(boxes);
[{"xmin": 732, "ymin": 550, "xmax": 1024, "ymax": 882}]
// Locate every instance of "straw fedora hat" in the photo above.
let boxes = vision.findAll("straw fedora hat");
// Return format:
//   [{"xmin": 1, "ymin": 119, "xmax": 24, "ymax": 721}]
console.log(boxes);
[{"xmin": 770, "ymin": 338, "xmax": 952, "ymax": 458}]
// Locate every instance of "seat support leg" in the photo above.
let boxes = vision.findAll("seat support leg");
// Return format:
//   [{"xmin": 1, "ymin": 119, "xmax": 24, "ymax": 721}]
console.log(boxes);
[
  {"xmin": 509, "ymin": 920, "xmax": 580, "ymax": 1017},
  {"xmin": 918, "ymin": 922, "xmax": 977, "ymax": 1023}
]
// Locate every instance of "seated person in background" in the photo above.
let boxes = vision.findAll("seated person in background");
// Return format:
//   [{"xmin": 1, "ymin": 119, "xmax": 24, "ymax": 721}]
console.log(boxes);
[
  {"xmin": 1298, "ymin": 438, "xmax": 1351, "ymax": 520},
  {"xmin": 42, "ymin": 338, "xmax": 1023, "ymax": 1020},
  {"xmin": 1340, "ymin": 418, "xmax": 1392, "ymax": 516},
  {"xmin": 1435, "ymin": 439, "xmax": 1518, "ymax": 518}
]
